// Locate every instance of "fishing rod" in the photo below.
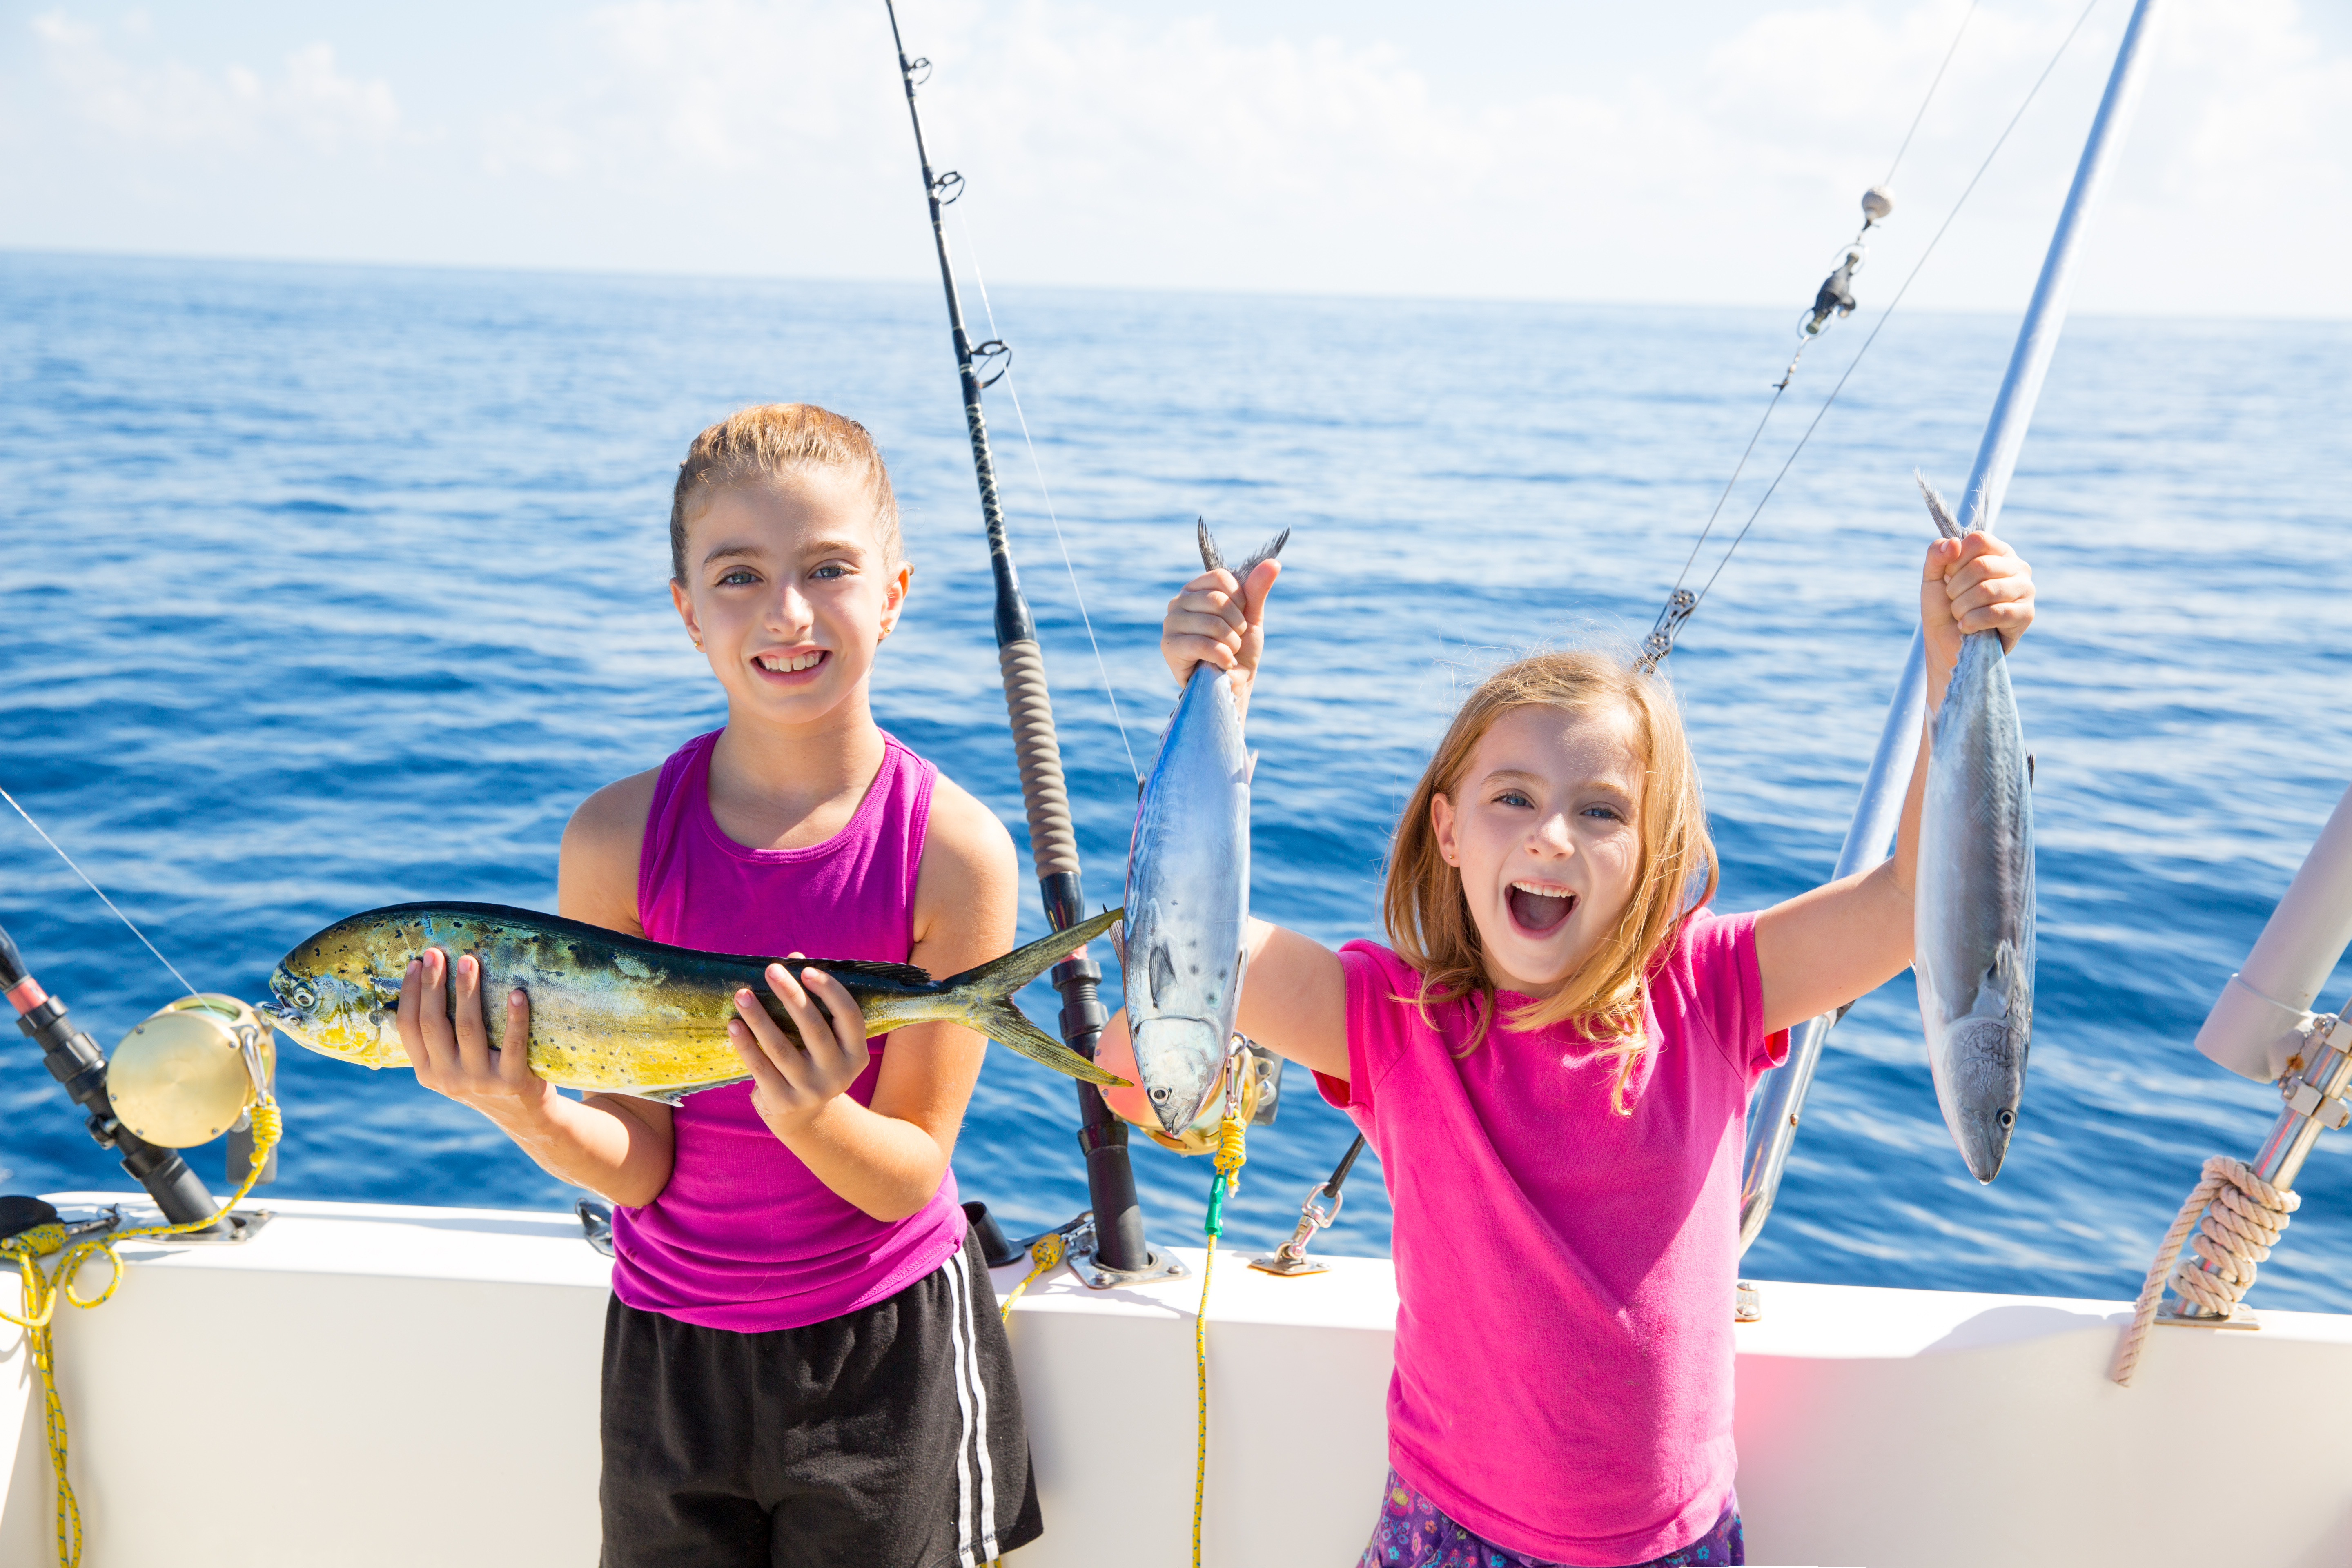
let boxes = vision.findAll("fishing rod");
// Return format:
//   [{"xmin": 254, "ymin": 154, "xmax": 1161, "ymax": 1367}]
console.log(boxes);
[
  {"xmin": 1741, "ymin": 0, "xmax": 2167, "ymax": 1254},
  {"xmin": 3, "ymin": 918, "xmax": 221, "ymax": 1228},
  {"xmin": 883, "ymin": 0, "xmax": 1157, "ymax": 1278}
]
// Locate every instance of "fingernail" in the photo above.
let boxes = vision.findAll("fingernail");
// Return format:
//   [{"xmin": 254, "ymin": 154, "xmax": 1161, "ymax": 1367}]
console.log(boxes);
[
  {"xmin": 509, "ymin": 989, "xmax": 525, "ymax": 1004},
  {"xmin": 406, "ymin": 958, "xmax": 420, "ymax": 973},
  {"xmin": 738, "ymin": 989, "xmax": 755, "ymax": 1004}
]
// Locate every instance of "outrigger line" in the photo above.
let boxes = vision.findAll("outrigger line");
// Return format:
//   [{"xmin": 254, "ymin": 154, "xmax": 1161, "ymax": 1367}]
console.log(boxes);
[{"xmin": 1637, "ymin": 0, "xmax": 2104, "ymax": 674}]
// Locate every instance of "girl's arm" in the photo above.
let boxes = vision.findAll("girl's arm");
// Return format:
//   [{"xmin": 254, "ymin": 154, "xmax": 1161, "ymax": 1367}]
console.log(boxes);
[
  {"xmin": 1095, "ymin": 918, "xmax": 1351, "ymax": 1106},
  {"xmin": 401, "ymin": 770, "xmax": 679, "ymax": 1208},
  {"xmin": 1753, "ymin": 533, "xmax": 2036, "ymax": 1033},
  {"xmin": 726, "ymin": 776, "xmax": 1014, "ymax": 1223}
]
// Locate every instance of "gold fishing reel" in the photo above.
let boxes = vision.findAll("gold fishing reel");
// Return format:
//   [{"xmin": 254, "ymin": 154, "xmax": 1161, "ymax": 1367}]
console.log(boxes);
[
  {"xmin": 1097, "ymin": 1035, "xmax": 1283, "ymax": 1155},
  {"xmin": 109, "ymin": 993, "xmax": 276, "ymax": 1148}
]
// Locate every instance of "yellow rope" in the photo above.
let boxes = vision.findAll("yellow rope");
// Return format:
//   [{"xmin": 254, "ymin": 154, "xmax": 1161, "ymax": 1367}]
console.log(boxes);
[
  {"xmin": 998, "ymin": 1229, "xmax": 1064, "ymax": 1325},
  {"xmin": 0, "ymin": 1100, "xmax": 281, "ymax": 1568},
  {"xmin": 1193, "ymin": 1112, "xmax": 1247, "ymax": 1568}
]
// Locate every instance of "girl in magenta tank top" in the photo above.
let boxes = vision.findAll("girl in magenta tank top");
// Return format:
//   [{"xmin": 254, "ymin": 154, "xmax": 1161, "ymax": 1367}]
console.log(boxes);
[
  {"xmin": 393, "ymin": 405, "xmax": 1043, "ymax": 1566},
  {"xmin": 612, "ymin": 726, "xmax": 964, "ymax": 1328}
]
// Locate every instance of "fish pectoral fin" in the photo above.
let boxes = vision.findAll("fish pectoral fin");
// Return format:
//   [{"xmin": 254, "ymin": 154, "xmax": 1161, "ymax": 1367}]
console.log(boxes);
[
  {"xmin": 1147, "ymin": 942, "xmax": 1178, "ymax": 1012},
  {"xmin": 611, "ymin": 1076, "xmax": 743, "ymax": 1106},
  {"xmin": 1237, "ymin": 751, "xmax": 1258, "ymax": 786}
]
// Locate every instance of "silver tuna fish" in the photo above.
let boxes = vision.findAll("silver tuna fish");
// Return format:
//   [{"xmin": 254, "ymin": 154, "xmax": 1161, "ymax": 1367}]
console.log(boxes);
[
  {"xmin": 1123, "ymin": 521, "xmax": 1287, "ymax": 1136},
  {"xmin": 1914, "ymin": 474, "xmax": 2036, "ymax": 1183}
]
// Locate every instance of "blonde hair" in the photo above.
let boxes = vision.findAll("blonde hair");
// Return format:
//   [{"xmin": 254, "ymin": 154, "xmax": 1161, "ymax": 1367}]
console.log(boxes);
[
  {"xmin": 669, "ymin": 403, "xmax": 902, "ymax": 581},
  {"xmin": 1383, "ymin": 648, "xmax": 1717, "ymax": 1114}
]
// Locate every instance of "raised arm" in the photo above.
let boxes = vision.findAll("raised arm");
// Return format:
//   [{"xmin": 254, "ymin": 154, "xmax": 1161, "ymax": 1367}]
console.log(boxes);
[
  {"xmin": 1096, "ymin": 917, "xmax": 1350, "ymax": 1116},
  {"xmin": 1753, "ymin": 532, "xmax": 2035, "ymax": 1033}
]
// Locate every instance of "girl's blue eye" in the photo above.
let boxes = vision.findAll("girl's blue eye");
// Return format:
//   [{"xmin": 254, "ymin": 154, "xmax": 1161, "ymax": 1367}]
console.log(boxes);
[
  {"xmin": 1496, "ymin": 790, "xmax": 1533, "ymax": 809},
  {"xmin": 719, "ymin": 569, "xmax": 756, "ymax": 586},
  {"xmin": 1583, "ymin": 804, "xmax": 1625, "ymax": 822},
  {"xmin": 812, "ymin": 563, "xmax": 848, "ymax": 580}
]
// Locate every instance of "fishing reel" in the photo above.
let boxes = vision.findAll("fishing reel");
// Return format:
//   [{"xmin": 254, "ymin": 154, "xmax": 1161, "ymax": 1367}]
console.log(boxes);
[
  {"xmin": 107, "ymin": 993, "xmax": 279, "ymax": 1183},
  {"xmin": 1094, "ymin": 1033, "xmax": 1282, "ymax": 1156}
]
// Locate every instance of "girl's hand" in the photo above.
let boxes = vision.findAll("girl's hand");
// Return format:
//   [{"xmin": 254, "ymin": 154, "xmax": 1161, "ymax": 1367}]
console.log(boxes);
[
  {"xmin": 731, "ymin": 956, "xmax": 871, "ymax": 1141},
  {"xmin": 400, "ymin": 948, "xmax": 556, "ymax": 1128},
  {"xmin": 1921, "ymin": 533, "xmax": 2034, "ymax": 710},
  {"xmin": 1161, "ymin": 557, "xmax": 1282, "ymax": 717}
]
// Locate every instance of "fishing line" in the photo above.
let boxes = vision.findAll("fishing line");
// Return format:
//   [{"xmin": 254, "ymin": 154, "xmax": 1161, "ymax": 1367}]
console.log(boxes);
[
  {"xmin": 1883, "ymin": 0, "xmax": 1982, "ymax": 190},
  {"xmin": 0, "ymin": 784, "xmax": 203, "ymax": 1002},
  {"xmin": 1654, "ymin": 0, "xmax": 1982, "ymax": 642},
  {"xmin": 949, "ymin": 187, "xmax": 1144, "ymax": 785},
  {"xmin": 1668, "ymin": 0, "xmax": 2105, "ymax": 638}
]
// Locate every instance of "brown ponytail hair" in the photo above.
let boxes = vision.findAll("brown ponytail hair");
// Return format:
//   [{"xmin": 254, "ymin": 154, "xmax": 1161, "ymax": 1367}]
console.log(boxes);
[{"xmin": 1383, "ymin": 649, "xmax": 1717, "ymax": 1113}]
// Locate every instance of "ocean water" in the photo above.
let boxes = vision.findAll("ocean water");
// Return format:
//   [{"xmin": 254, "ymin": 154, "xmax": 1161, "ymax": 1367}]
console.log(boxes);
[{"xmin": 2, "ymin": 251, "xmax": 2349, "ymax": 1310}]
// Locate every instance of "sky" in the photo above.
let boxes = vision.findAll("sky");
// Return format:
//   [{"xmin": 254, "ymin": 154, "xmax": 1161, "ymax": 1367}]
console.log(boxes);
[{"xmin": 1, "ymin": 0, "xmax": 2345, "ymax": 316}]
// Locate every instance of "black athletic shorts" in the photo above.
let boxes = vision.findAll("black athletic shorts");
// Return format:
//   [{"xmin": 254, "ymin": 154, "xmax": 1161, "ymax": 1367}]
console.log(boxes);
[{"xmin": 599, "ymin": 1227, "xmax": 1043, "ymax": 1568}]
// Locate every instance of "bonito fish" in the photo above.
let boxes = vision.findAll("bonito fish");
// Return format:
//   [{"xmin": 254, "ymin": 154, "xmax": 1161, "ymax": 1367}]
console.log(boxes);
[
  {"xmin": 1914, "ymin": 474, "xmax": 2036, "ymax": 1183},
  {"xmin": 1123, "ymin": 521, "xmax": 1286, "ymax": 1136},
  {"xmin": 259, "ymin": 902, "xmax": 1128, "ymax": 1098}
]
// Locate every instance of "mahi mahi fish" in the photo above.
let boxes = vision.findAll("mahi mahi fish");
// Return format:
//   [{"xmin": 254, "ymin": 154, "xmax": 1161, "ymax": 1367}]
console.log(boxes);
[
  {"xmin": 1122, "ymin": 521, "xmax": 1287, "ymax": 1136},
  {"xmin": 1914, "ymin": 474, "xmax": 2036, "ymax": 1183},
  {"xmin": 258, "ymin": 902, "xmax": 1129, "ymax": 1097}
]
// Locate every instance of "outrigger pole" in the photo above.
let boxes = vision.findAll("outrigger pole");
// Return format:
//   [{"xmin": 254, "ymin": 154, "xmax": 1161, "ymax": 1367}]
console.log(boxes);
[
  {"xmin": 883, "ymin": 1, "xmax": 1154, "ymax": 1275},
  {"xmin": 1741, "ymin": 0, "xmax": 2168, "ymax": 1250}
]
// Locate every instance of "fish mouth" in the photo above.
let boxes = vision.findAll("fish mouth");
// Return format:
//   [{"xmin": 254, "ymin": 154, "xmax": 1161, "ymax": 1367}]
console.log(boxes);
[
  {"xmin": 1961, "ymin": 1105, "xmax": 2016, "ymax": 1184},
  {"xmin": 1506, "ymin": 882, "xmax": 1577, "ymax": 936},
  {"xmin": 1131, "ymin": 1017, "xmax": 1226, "ymax": 1136}
]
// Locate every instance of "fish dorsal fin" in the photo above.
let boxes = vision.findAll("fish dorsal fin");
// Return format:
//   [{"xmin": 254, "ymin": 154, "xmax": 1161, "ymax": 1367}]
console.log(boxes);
[
  {"xmin": 1196, "ymin": 518, "xmax": 1292, "ymax": 579},
  {"xmin": 791, "ymin": 958, "xmax": 934, "ymax": 987}
]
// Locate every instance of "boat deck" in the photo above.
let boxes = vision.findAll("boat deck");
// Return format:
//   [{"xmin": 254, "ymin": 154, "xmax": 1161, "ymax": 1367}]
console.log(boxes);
[{"xmin": 7, "ymin": 1194, "xmax": 2350, "ymax": 1566}]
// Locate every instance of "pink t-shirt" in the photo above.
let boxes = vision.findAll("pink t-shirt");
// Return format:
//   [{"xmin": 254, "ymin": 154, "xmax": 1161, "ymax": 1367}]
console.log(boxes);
[{"xmin": 1315, "ymin": 909, "xmax": 1786, "ymax": 1567}]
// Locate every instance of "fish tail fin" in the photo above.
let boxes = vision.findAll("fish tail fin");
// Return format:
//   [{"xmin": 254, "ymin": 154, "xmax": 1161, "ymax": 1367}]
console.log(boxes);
[
  {"xmin": 1196, "ymin": 518, "xmax": 1291, "ymax": 579},
  {"xmin": 1916, "ymin": 470, "xmax": 1964, "ymax": 541},
  {"xmin": 938, "ymin": 907, "xmax": 1130, "ymax": 1086}
]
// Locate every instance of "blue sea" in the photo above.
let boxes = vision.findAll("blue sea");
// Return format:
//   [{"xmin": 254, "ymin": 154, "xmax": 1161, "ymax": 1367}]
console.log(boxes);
[{"xmin": 3, "ymin": 251, "xmax": 2349, "ymax": 1309}]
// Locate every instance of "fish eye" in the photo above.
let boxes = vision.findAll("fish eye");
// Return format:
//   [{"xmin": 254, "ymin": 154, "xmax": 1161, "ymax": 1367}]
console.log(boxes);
[
  {"xmin": 292, "ymin": 987, "xmax": 316, "ymax": 1009},
  {"xmin": 1996, "ymin": 1107, "xmax": 2015, "ymax": 1128}
]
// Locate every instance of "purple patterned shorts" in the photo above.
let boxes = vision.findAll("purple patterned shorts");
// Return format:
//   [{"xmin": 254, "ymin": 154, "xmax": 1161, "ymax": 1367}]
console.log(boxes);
[{"xmin": 1359, "ymin": 1468, "xmax": 1743, "ymax": 1568}]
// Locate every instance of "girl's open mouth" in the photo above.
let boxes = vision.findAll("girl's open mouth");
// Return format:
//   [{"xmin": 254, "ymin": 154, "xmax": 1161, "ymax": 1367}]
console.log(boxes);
[{"xmin": 1507, "ymin": 882, "xmax": 1576, "ymax": 935}]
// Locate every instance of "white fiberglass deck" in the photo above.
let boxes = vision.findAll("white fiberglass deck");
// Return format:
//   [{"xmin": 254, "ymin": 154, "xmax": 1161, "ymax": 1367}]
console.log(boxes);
[{"xmin": 7, "ymin": 1194, "xmax": 2352, "ymax": 1567}]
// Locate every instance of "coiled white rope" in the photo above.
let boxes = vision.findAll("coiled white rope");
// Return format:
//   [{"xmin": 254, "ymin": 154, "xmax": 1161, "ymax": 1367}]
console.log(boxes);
[{"xmin": 2109, "ymin": 1156, "xmax": 2298, "ymax": 1387}]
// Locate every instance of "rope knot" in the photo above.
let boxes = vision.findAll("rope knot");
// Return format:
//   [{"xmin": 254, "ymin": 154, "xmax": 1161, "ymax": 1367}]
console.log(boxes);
[{"xmin": 2111, "ymin": 1156, "xmax": 2299, "ymax": 1387}]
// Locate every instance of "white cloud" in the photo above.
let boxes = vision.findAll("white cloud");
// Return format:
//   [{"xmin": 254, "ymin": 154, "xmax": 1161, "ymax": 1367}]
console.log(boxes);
[
  {"xmin": 8, "ymin": 0, "xmax": 2348, "ymax": 317},
  {"xmin": 31, "ymin": 11, "xmax": 401, "ymax": 154}
]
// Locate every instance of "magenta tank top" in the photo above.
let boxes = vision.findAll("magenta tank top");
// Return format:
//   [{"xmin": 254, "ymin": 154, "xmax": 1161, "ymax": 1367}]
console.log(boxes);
[{"xmin": 608, "ymin": 727, "xmax": 967, "ymax": 1332}]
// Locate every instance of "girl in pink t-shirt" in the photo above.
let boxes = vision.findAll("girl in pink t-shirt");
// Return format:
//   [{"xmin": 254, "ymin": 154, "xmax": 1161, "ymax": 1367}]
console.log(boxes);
[{"xmin": 1104, "ymin": 530, "xmax": 2036, "ymax": 1567}]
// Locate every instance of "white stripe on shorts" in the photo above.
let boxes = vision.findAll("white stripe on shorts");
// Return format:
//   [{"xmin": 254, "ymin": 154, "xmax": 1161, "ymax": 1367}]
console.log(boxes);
[{"xmin": 941, "ymin": 1245, "xmax": 981, "ymax": 1566}]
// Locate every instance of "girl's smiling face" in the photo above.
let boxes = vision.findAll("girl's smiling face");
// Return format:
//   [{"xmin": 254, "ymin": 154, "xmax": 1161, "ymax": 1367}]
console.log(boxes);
[
  {"xmin": 1430, "ymin": 702, "xmax": 1647, "ymax": 998},
  {"xmin": 669, "ymin": 469, "xmax": 909, "ymax": 731}
]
